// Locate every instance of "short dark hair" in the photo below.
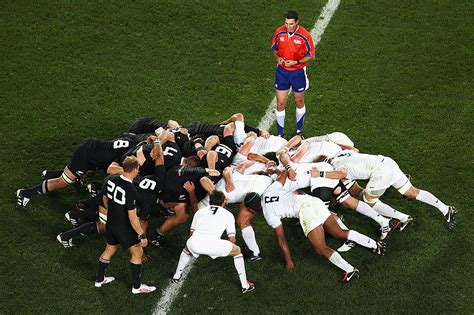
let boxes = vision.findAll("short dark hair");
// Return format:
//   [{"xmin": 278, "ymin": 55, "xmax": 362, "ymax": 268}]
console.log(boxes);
[
  {"xmin": 210, "ymin": 190, "xmax": 226, "ymax": 206},
  {"xmin": 285, "ymin": 10, "xmax": 299, "ymax": 21},
  {"xmin": 263, "ymin": 151, "xmax": 279, "ymax": 165},
  {"xmin": 244, "ymin": 192, "xmax": 262, "ymax": 213},
  {"xmin": 122, "ymin": 156, "xmax": 139, "ymax": 173}
]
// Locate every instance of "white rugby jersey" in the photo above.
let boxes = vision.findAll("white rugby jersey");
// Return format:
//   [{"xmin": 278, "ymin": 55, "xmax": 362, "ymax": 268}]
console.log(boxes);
[
  {"xmin": 262, "ymin": 181, "xmax": 317, "ymax": 228},
  {"xmin": 330, "ymin": 150, "xmax": 385, "ymax": 180},
  {"xmin": 250, "ymin": 135, "xmax": 288, "ymax": 155},
  {"xmin": 190, "ymin": 205, "xmax": 236, "ymax": 239},
  {"xmin": 213, "ymin": 172, "xmax": 273, "ymax": 203},
  {"xmin": 294, "ymin": 140, "xmax": 342, "ymax": 163}
]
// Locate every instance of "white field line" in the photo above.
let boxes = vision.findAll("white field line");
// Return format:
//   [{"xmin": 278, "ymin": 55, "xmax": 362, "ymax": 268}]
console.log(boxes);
[
  {"xmin": 258, "ymin": 0, "xmax": 341, "ymax": 131},
  {"xmin": 152, "ymin": 1, "xmax": 340, "ymax": 314}
]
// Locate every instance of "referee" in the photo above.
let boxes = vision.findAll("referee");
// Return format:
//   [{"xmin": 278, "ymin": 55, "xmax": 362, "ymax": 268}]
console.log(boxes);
[
  {"xmin": 95, "ymin": 156, "xmax": 156, "ymax": 294},
  {"xmin": 271, "ymin": 10, "xmax": 315, "ymax": 138}
]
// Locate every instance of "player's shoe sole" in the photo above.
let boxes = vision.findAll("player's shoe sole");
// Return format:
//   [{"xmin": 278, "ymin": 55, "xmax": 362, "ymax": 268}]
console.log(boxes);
[
  {"xmin": 16, "ymin": 189, "xmax": 30, "ymax": 210},
  {"xmin": 445, "ymin": 206, "xmax": 457, "ymax": 230}
]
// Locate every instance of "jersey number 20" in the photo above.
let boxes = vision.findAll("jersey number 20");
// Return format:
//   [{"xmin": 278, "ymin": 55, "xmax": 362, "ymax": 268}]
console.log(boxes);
[{"xmin": 107, "ymin": 181, "xmax": 126, "ymax": 205}]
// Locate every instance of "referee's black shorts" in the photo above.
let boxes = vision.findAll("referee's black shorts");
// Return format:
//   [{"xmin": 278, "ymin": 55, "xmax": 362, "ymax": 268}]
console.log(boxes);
[{"xmin": 106, "ymin": 225, "xmax": 140, "ymax": 250}]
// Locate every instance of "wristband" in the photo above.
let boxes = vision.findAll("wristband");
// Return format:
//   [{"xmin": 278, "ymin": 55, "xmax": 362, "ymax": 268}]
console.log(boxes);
[
  {"xmin": 319, "ymin": 171, "xmax": 325, "ymax": 178},
  {"xmin": 285, "ymin": 164, "xmax": 292, "ymax": 171},
  {"xmin": 296, "ymin": 60, "xmax": 300, "ymax": 64},
  {"xmin": 139, "ymin": 233, "xmax": 146, "ymax": 240},
  {"xmin": 153, "ymin": 138, "xmax": 160, "ymax": 145}
]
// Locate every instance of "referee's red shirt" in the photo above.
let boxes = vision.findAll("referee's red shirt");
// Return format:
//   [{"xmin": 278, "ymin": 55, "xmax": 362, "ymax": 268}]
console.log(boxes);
[{"xmin": 271, "ymin": 25, "xmax": 315, "ymax": 71}]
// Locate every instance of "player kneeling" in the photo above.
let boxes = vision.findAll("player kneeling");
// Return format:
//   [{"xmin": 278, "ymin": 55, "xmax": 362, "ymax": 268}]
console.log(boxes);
[{"xmin": 172, "ymin": 190, "xmax": 255, "ymax": 293}]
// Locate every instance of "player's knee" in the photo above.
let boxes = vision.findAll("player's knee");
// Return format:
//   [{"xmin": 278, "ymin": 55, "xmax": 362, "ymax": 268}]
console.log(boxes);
[
  {"xmin": 233, "ymin": 113, "xmax": 244, "ymax": 121},
  {"xmin": 403, "ymin": 186, "xmax": 419, "ymax": 199}
]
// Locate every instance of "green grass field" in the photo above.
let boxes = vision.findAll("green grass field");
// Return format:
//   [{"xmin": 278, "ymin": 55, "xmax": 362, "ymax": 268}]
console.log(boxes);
[{"xmin": 1, "ymin": 0, "xmax": 473, "ymax": 313}]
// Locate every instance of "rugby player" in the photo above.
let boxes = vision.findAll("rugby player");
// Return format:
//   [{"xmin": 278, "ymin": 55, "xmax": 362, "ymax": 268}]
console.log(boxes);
[
  {"xmin": 320, "ymin": 150, "xmax": 458, "ymax": 229},
  {"xmin": 243, "ymin": 169, "xmax": 385, "ymax": 283},
  {"xmin": 171, "ymin": 190, "xmax": 255, "ymax": 293},
  {"xmin": 94, "ymin": 156, "xmax": 155, "ymax": 294},
  {"xmin": 16, "ymin": 133, "xmax": 146, "ymax": 209}
]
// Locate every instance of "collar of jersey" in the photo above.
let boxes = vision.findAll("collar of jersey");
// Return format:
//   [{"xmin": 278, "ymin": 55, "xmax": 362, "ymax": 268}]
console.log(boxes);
[
  {"xmin": 287, "ymin": 25, "xmax": 300, "ymax": 37},
  {"xmin": 120, "ymin": 175, "xmax": 133, "ymax": 183}
]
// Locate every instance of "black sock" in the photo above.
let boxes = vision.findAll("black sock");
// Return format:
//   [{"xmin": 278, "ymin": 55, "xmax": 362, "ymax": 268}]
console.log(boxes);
[
  {"xmin": 62, "ymin": 222, "xmax": 99, "ymax": 240},
  {"xmin": 22, "ymin": 180, "xmax": 49, "ymax": 198},
  {"xmin": 43, "ymin": 170, "xmax": 63, "ymax": 179},
  {"xmin": 97, "ymin": 258, "xmax": 110, "ymax": 282},
  {"xmin": 69, "ymin": 207, "xmax": 99, "ymax": 221},
  {"xmin": 130, "ymin": 263, "xmax": 142, "ymax": 289}
]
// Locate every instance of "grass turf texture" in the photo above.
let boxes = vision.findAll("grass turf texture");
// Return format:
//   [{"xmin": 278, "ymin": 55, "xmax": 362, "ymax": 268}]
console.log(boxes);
[{"xmin": 1, "ymin": 0, "xmax": 473, "ymax": 313}]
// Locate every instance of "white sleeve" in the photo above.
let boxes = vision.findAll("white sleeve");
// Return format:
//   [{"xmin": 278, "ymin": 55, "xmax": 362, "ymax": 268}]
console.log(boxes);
[
  {"xmin": 190, "ymin": 209, "xmax": 203, "ymax": 231},
  {"xmin": 263, "ymin": 210, "xmax": 282, "ymax": 229},
  {"xmin": 225, "ymin": 211, "xmax": 236, "ymax": 237}
]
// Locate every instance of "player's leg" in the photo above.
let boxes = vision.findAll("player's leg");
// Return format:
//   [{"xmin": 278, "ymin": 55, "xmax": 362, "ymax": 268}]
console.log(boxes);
[
  {"xmin": 392, "ymin": 172, "xmax": 456, "ymax": 228},
  {"xmin": 291, "ymin": 68, "xmax": 309, "ymax": 136},
  {"xmin": 294, "ymin": 91, "xmax": 306, "ymax": 136},
  {"xmin": 16, "ymin": 165, "xmax": 77, "ymax": 209},
  {"xmin": 152, "ymin": 203, "xmax": 189, "ymax": 246},
  {"xmin": 172, "ymin": 245, "xmax": 194, "ymax": 282},
  {"xmin": 129, "ymin": 244, "xmax": 156, "ymax": 294},
  {"xmin": 341, "ymin": 196, "xmax": 391, "ymax": 239},
  {"xmin": 323, "ymin": 215, "xmax": 384, "ymax": 255},
  {"xmin": 306, "ymin": 225, "xmax": 358, "ymax": 282},
  {"xmin": 237, "ymin": 203, "xmax": 261, "ymax": 260},
  {"xmin": 95, "ymin": 243, "xmax": 118, "ymax": 287},
  {"xmin": 228, "ymin": 244, "xmax": 254, "ymax": 293},
  {"xmin": 57, "ymin": 221, "xmax": 99, "ymax": 248},
  {"xmin": 275, "ymin": 66, "xmax": 291, "ymax": 137}
]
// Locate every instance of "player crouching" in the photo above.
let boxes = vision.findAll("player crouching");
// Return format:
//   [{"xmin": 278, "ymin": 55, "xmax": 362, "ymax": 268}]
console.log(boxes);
[{"xmin": 171, "ymin": 190, "xmax": 255, "ymax": 293}]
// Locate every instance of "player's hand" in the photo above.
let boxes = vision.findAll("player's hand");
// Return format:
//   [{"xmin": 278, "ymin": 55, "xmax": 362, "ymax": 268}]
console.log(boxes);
[
  {"xmin": 206, "ymin": 168, "xmax": 221, "ymax": 177},
  {"xmin": 260, "ymin": 130, "xmax": 270, "ymax": 138},
  {"xmin": 265, "ymin": 160, "xmax": 276, "ymax": 168},
  {"xmin": 141, "ymin": 238, "xmax": 148, "ymax": 248},
  {"xmin": 288, "ymin": 168, "xmax": 297, "ymax": 181},
  {"xmin": 285, "ymin": 260, "xmax": 295, "ymax": 272},
  {"xmin": 142, "ymin": 252, "xmax": 151, "ymax": 263},
  {"xmin": 183, "ymin": 181, "xmax": 195, "ymax": 192},
  {"xmin": 277, "ymin": 57, "xmax": 285, "ymax": 65},
  {"xmin": 284, "ymin": 60, "xmax": 298, "ymax": 67},
  {"xmin": 154, "ymin": 127, "xmax": 164, "ymax": 136}
]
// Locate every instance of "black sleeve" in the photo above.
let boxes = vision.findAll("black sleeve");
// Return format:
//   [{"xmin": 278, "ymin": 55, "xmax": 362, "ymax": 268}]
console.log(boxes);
[
  {"xmin": 244, "ymin": 124, "xmax": 261, "ymax": 136},
  {"xmin": 126, "ymin": 184, "xmax": 138, "ymax": 211},
  {"xmin": 180, "ymin": 167, "xmax": 208, "ymax": 182}
]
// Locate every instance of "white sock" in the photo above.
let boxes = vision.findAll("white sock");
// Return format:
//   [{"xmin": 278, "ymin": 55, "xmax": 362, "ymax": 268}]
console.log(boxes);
[
  {"xmin": 356, "ymin": 201, "xmax": 389, "ymax": 227},
  {"xmin": 416, "ymin": 190, "xmax": 449, "ymax": 215},
  {"xmin": 328, "ymin": 252, "xmax": 354, "ymax": 273},
  {"xmin": 174, "ymin": 249, "xmax": 192, "ymax": 279},
  {"xmin": 295, "ymin": 106, "xmax": 306, "ymax": 133},
  {"xmin": 336, "ymin": 217, "xmax": 349, "ymax": 230},
  {"xmin": 233, "ymin": 254, "xmax": 249, "ymax": 289},
  {"xmin": 373, "ymin": 201, "xmax": 410, "ymax": 221},
  {"xmin": 276, "ymin": 110, "xmax": 285, "ymax": 134},
  {"xmin": 241, "ymin": 226, "xmax": 260, "ymax": 256},
  {"xmin": 348, "ymin": 230, "xmax": 377, "ymax": 249}
]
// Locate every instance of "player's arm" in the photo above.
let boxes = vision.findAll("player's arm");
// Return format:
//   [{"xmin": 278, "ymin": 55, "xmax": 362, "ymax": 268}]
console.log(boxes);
[
  {"xmin": 226, "ymin": 215, "xmax": 237, "ymax": 244},
  {"xmin": 128, "ymin": 208, "xmax": 147, "ymax": 247},
  {"xmin": 277, "ymin": 153, "xmax": 296, "ymax": 181},
  {"xmin": 311, "ymin": 167, "xmax": 348, "ymax": 180},
  {"xmin": 273, "ymin": 50, "xmax": 284, "ymax": 65},
  {"xmin": 183, "ymin": 181, "xmax": 199, "ymax": 212},
  {"xmin": 274, "ymin": 224, "xmax": 294, "ymax": 271},
  {"xmin": 107, "ymin": 161, "xmax": 124, "ymax": 175},
  {"xmin": 199, "ymin": 177, "xmax": 216, "ymax": 194}
]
